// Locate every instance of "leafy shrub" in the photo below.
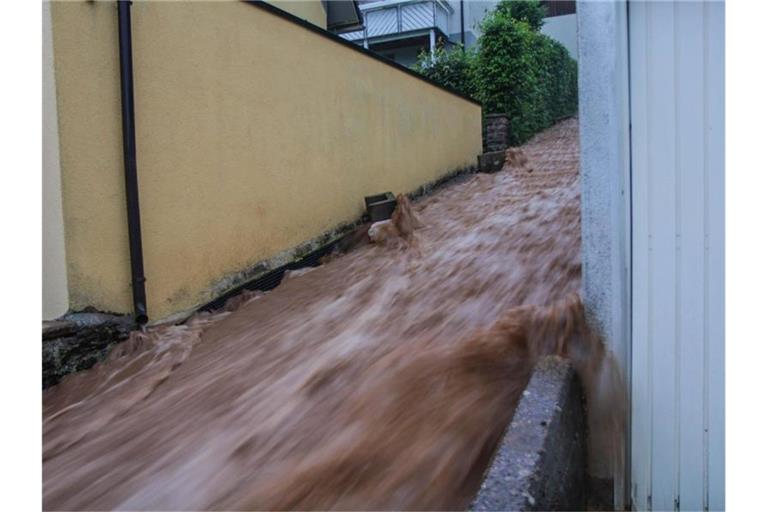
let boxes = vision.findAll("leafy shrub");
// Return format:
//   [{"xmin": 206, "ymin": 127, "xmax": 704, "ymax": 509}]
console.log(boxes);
[
  {"xmin": 475, "ymin": 16, "xmax": 540, "ymax": 144},
  {"xmin": 492, "ymin": 0, "xmax": 548, "ymax": 31},
  {"xmin": 475, "ymin": 9, "xmax": 578, "ymax": 144},
  {"xmin": 553, "ymin": 43, "xmax": 578, "ymax": 120},
  {"xmin": 412, "ymin": 45, "xmax": 478, "ymax": 99},
  {"xmin": 412, "ymin": 3, "xmax": 578, "ymax": 146}
]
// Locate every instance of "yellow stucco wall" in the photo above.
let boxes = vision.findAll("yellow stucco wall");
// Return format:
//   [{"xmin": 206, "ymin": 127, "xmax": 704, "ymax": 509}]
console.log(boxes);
[
  {"xmin": 265, "ymin": 0, "xmax": 327, "ymax": 29},
  {"xmin": 50, "ymin": 1, "xmax": 482, "ymax": 321}
]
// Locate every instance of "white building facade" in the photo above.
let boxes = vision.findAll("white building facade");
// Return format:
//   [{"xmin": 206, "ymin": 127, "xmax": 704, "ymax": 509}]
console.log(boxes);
[
  {"xmin": 579, "ymin": 1, "xmax": 725, "ymax": 510},
  {"xmin": 338, "ymin": 0, "xmax": 498, "ymax": 67},
  {"xmin": 337, "ymin": 1, "xmax": 578, "ymax": 67}
]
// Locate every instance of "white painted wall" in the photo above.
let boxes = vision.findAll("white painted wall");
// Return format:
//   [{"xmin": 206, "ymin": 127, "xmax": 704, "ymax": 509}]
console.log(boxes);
[
  {"xmin": 442, "ymin": 1, "xmax": 499, "ymax": 47},
  {"xmin": 577, "ymin": 2, "xmax": 632, "ymax": 506},
  {"xmin": 628, "ymin": 1, "xmax": 725, "ymax": 510},
  {"xmin": 542, "ymin": 13, "xmax": 578, "ymax": 58},
  {"xmin": 461, "ymin": 0, "xmax": 498, "ymax": 39},
  {"xmin": 43, "ymin": 1, "xmax": 69, "ymax": 320}
]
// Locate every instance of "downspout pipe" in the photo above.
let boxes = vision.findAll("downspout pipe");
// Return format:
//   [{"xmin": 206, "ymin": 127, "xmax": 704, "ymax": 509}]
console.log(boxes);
[
  {"xmin": 117, "ymin": 0, "xmax": 148, "ymax": 325},
  {"xmin": 460, "ymin": 0, "xmax": 465, "ymax": 50}
]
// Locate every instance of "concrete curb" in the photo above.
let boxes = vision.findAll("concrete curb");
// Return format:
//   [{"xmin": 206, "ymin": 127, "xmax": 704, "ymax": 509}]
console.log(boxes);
[{"xmin": 471, "ymin": 356, "xmax": 587, "ymax": 511}]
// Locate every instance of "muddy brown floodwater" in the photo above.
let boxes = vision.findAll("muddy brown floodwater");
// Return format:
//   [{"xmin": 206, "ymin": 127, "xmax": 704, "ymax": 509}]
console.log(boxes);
[{"xmin": 44, "ymin": 118, "xmax": 621, "ymax": 511}]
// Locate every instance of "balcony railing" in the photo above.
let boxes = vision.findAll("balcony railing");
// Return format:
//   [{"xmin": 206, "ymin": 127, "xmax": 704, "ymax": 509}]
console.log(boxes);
[{"xmin": 340, "ymin": 0, "xmax": 453, "ymax": 43}]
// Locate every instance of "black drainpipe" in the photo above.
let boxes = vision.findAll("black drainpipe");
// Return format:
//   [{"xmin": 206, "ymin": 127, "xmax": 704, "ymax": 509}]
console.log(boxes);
[
  {"xmin": 117, "ymin": 0, "xmax": 148, "ymax": 325},
  {"xmin": 460, "ymin": 0, "xmax": 465, "ymax": 50}
]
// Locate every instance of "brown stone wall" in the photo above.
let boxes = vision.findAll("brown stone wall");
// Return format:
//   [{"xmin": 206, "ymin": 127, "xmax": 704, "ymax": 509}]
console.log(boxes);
[{"xmin": 484, "ymin": 114, "xmax": 510, "ymax": 152}]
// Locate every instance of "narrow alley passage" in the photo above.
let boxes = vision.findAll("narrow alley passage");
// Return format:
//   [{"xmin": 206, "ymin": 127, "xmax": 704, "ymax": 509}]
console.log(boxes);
[{"xmin": 44, "ymin": 119, "xmax": 587, "ymax": 510}]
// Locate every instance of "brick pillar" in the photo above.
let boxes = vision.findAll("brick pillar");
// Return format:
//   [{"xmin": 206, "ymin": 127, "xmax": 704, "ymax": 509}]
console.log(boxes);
[{"xmin": 483, "ymin": 114, "xmax": 509, "ymax": 152}]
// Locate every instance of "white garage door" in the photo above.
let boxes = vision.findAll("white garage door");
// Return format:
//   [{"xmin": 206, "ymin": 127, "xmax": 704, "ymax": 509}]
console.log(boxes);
[{"xmin": 628, "ymin": 1, "xmax": 724, "ymax": 510}]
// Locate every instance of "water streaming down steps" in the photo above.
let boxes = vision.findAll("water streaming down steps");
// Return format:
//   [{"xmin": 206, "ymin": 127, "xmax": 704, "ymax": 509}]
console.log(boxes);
[{"xmin": 43, "ymin": 118, "xmax": 624, "ymax": 510}]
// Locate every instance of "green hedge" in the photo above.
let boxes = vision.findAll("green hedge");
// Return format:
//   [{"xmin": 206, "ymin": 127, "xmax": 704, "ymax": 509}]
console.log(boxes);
[
  {"xmin": 413, "ymin": 3, "xmax": 578, "ymax": 146},
  {"xmin": 412, "ymin": 45, "xmax": 477, "ymax": 100},
  {"xmin": 475, "ymin": 11, "xmax": 578, "ymax": 145}
]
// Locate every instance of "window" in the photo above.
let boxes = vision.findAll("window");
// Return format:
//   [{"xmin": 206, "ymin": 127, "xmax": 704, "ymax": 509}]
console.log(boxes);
[{"xmin": 540, "ymin": 1, "xmax": 576, "ymax": 18}]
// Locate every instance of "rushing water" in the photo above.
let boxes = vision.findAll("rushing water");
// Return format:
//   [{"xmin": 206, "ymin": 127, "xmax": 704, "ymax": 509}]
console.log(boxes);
[{"xmin": 43, "ymin": 118, "xmax": 622, "ymax": 510}]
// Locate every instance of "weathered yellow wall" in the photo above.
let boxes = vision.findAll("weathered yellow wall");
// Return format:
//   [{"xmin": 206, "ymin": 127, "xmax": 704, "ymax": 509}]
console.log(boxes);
[
  {"xmin": 51, "ymin": 0, "xmax": 133, "ymax": 315},
  {"xmin": 265, "ymin": 0, "xmax": 327, "ymax": 29},
  {"xmin": 50, "ymin": 1, "xmax": 482, "ymax": 321}
]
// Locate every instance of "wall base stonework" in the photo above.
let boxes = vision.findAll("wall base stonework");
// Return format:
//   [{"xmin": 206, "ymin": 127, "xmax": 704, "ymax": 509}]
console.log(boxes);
[
  {"xmin": 484, "ymin": 114, "xmax": 510, "ymax": 152},
  {"xmin": 43, "ymin": 312, "xmax": 133, "ymax": 389}
]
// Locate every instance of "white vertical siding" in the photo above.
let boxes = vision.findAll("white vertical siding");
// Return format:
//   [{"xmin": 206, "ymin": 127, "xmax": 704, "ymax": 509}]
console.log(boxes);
[
  {"xmin": 366, "ymin": 7, "xmax": 399, "ymax": 37},
  {"xmin": 401, "ymin": 2, "xmax": 434, "ymax": 32},
  {"xmin": 628, "ymin": 1, "xmax": 724, "ymax": 510}
]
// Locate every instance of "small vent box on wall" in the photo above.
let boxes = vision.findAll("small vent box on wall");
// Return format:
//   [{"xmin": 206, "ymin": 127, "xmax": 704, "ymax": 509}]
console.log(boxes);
[{"xmin": 364, "ymin": 192, "xmax": 396, "ymax": 222}]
